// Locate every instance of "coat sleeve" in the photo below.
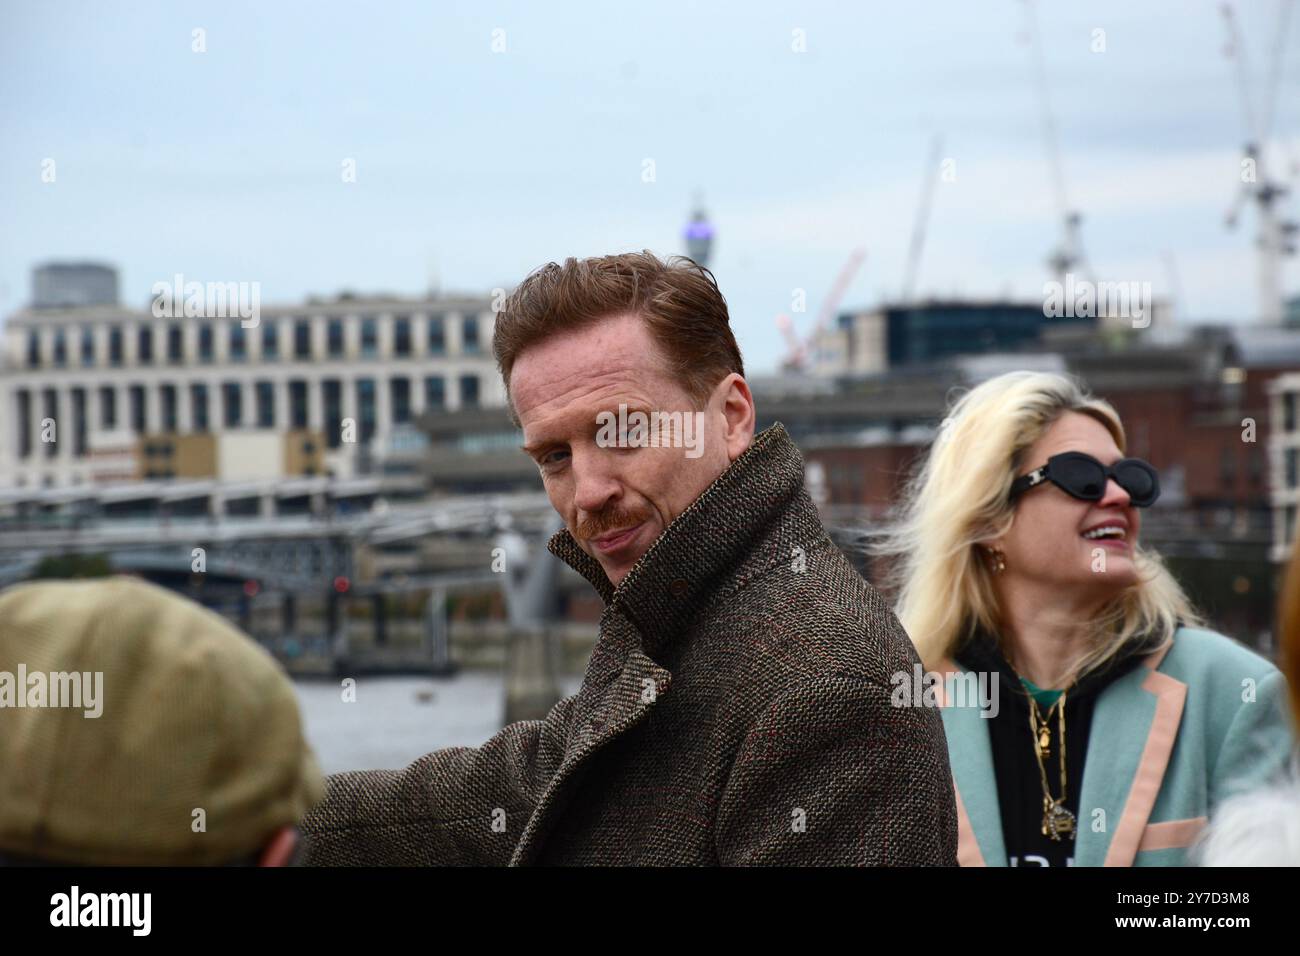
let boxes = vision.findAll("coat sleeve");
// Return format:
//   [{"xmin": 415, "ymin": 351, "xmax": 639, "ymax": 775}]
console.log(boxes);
[
  {"xmin": 713, "ymin": 674, "xmax": 958, "ymax": 866},
  {"xmin": 1209, "ymin": 667, "xmax": 1297, "ymax": 808},
  {"xmin": 300, "ymin": 694, "xmax": 577, "ymax": 866}
]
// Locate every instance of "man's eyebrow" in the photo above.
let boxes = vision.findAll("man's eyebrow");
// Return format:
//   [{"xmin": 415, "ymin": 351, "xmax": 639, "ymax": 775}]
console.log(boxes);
[{"xmin": 520, "ymin": 437, "xmax": 554, "ymax": 455}]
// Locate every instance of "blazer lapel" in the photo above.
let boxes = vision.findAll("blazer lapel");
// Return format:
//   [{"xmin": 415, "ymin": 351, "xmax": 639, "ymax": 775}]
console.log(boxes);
[
  {"xmin": 937, "ymin": 662, "xmax": 1006, "ymax": 866},
  {"xmin": 1076, "ymin": 643, "xmax": 1186, "ymax": 866},
  {"xmin": 509, "ymin": 649, "xmax": 672, "ymax": 865}
]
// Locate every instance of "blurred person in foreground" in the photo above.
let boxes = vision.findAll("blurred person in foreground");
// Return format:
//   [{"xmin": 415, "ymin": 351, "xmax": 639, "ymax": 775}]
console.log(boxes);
[
  {"xmin": 301, "ymin": 251, "xmax": 958, "ymax": 866},
  {"xmin": 0, "ymin": 576, "xmax": 322, "ymax": 865},
  {"xmin": 876, "ymin": 370, "xmax": 1295, "ymax": 866},
  {"xmin": 1194, "ymin": 517, "xmax": 1300, "ymax": 865}
]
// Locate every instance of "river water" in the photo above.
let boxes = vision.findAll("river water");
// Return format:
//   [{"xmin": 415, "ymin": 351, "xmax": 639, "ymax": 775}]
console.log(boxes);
[{"xmin": 293, "ymin": 671, "xmax": 584, "ymax": 775}]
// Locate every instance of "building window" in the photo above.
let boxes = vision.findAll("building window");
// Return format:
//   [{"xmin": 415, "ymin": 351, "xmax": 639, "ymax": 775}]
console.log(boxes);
[
  {"xmin": 1248, "ymin": 446, "xmax": 1264, "ymax": 487},
  {"xmin": 459, "ymin": 374, "xmax": 479, "ymax": 408},
  {"xmin": 138, "ymin": 326, "xmax": 153, "ymax": 364},
  {"xmin": 129, "ymin": 385, "xmax": 146, "ymax": 434},
  {"xmin": 1220, "ymin": 443, "xmax": 1237, "ymax": 489},
  {"xmin": 43, "ymin": 390, "xmax": 59, "ymax": 458},
  {"xmin": 16, "ymin": 390, "xmax": 31, "ymax": 458},
  {"xmin": 424, "ymin": 375, "xmax": 445, "ymax": 410},
  {"xmin": 27, "ymin": 332, "xmax": 40, "ymax": 368},
  {"xmin": 356, "ymin": 378, "xmax": 376, "ymax": 443},
  {"xmin": 229, "ymin": 323, "xmax": 247, "ymax": 362},
  {"xmin": 223, "ymin": 382, "xmax": 243, "ymax": 427},
  {"xmin": 391, "ymin": 377, "xmax": 411, "ymax": 424},
  {"xmin": 294, "ymin": 319, "xmax": 312, "ymax": 358},
  {"xmin": 361, "ymin": 318, "xmax": 378, "ymax": 358},
  {"xmin": 81, "ymin": 328, "xmax": 95, "ymax": 366},
  {"xmin": 191, "ymin": 384, "xmax": 209, "ymax": 432},
  {"xmin": 394, "ymin": 317, "xmax": 411, "ymax": 357},
  {"xmin": 262, "ymin": 321, "xmax": 278, "ymax": 359},
  {"xmin": 167, "ymin": 323, "xmax": 184, "ymax": 363},
  {"xmin": 109, "ymin": 327, "xmax": 124, "ymax": 366},
  {"xmin": 428, "ymin": 316, "xmax": 445, "ymax": 355},
  {"xmin": 71, "ymin": 388, "xmax": 87, "ymax": 457},
  {"xmin": 99, "ymin": 386, "xmax": 116, "ymax": 430},
  {"xmin": 160, "ymin": 384, "xmax": 178, "ymax": 432},
  {"xmin": 289, "ymin": 380, "xmax": 308, "ymax": 429},
  {"xmin": 256, "ymin": 381, "xmax": 275, "ymax": 428},
  {"xmin": 328, "ymin": 319, "xmax": 344, "ymax": 357},
  {"xmin": 53, "ymin": 330, "xmax": 67, "ymax": 367},
  {"xmin": 322, "ymin": 379, "xmax": 342, "ymax": 449},
  {"xmin": 1286, "ymin": 392, "xmax": 1298, "ymax": 434},
  {"xmin": 1288, "ymin": 447, "xmax": 1299, "ymax": 491},
  {"xmin": 198, "ymin": 325, "xmax": 214, "ymax": 363},
  {"xmin": 461, "ymin": 315, "xmax": 479, "ymax": 353}
]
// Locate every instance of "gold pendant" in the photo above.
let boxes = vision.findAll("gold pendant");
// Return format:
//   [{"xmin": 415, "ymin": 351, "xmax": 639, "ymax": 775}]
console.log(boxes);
[
  {"xmin": 1041, "ymin": 799, "xmax": 1076, "ymax": 842},
  {"xmin": 1038, "ymin": 726, "xmax": 1051, "ymax": 756}
]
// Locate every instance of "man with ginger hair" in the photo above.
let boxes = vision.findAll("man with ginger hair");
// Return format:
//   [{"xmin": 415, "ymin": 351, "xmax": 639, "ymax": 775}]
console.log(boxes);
[{"xmin": 302, "ymin": 251, "xmax": 957, "ymax": 866}]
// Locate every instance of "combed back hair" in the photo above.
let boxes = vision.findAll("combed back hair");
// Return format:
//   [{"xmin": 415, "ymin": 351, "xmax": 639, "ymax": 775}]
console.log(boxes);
[
  {"xmin": 492, "ymin": 250, "xmax": 744, "ymax": 423},
  {"xmin": 874, "ymin": 370, "xmax": 1202, "ymax": 684}
]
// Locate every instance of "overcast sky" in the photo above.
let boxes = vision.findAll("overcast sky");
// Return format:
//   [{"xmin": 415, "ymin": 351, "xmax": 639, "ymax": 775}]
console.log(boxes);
[{"xmin": 3, "ymin": 0, "xmax": 1298, "ymax": 372}]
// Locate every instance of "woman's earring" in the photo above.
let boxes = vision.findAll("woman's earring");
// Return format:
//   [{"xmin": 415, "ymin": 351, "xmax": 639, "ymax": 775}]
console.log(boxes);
[{"xmin": 985, "ymin": 547, "xmax": 1006, "ymax": 574}]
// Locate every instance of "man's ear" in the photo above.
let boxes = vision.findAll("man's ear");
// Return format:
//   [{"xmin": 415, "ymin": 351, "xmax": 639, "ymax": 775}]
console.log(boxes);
[
  {"xmin": 713, "ymin": 373, "xmax": 755, "ymax": 462},
  {"xmin": 258, "ymin": 826, "xmax": 299, "ymax": 867}
]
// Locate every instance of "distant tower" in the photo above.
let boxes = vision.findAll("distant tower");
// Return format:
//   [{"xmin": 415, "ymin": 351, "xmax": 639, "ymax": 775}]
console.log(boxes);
[
  {"xmin": 683, "ymin": 194, "xmax": 715, "ymax": 268},
  {"xmin": 32, "ymin": 262, "xmax": 118, "ymax": 309}
]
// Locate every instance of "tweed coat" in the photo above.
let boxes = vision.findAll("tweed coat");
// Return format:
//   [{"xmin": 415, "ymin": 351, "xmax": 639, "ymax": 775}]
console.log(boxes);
[{"xmin": 301, "ymin": 423, "xmax": 958, "ymax": 865}]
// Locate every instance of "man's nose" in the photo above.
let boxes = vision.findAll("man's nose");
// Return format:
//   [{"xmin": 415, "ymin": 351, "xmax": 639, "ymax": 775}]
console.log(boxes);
[{"xmin": 571, "ymin": 448, "xmax": 623, "ymax": 515}]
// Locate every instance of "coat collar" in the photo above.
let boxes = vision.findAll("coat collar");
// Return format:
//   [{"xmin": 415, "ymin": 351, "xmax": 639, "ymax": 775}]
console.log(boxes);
[
  {"xmin": 935, "ymin": 671, "xmax": 1005, "ymax": 866},
  {"xmin": 1085, "ymin": 641, "xmax": 1185, "ymax": 866},
  {"xmin": 546, "ymin": 422, "xmax": 816, "ymax": 659}
]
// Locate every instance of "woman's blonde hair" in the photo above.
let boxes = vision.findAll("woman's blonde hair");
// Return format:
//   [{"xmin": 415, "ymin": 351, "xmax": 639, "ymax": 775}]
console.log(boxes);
[{"xmin": 876, "ymin": 370, "xmax": 1201, "ymax": 683}]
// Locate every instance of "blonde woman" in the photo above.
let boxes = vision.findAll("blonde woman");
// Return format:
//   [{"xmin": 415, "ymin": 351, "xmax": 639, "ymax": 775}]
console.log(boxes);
[{"xmin": 879, "ymin": 370, "xmax": 1295, "ymax": 867}]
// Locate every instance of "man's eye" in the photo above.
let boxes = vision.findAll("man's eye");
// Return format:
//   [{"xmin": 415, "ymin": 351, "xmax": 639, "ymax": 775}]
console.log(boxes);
[{"xmin": 539, "ymin": 449, "xmax": 570, "ymax": 468}]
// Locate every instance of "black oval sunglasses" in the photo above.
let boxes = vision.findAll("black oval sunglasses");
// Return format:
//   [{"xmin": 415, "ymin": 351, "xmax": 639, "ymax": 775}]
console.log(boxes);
[{"xmin": 1009, "ymin": 451, "xmax": 1160, "ymax": 508}]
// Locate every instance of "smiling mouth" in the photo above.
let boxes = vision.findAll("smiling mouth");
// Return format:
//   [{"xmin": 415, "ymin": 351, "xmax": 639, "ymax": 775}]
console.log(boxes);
[
  {"xmin": 590, "ymin": 523, "xmax": 643, "ymax": 554},
  {"xmin": 1082, "ymin": 526, "xmax": 1127, "ymax": 541}
]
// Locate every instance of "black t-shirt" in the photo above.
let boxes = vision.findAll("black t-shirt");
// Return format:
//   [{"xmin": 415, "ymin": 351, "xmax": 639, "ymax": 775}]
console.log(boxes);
[{"xmin": 953, "ymin": 628, "xmax": 1156, "ymax": 867}]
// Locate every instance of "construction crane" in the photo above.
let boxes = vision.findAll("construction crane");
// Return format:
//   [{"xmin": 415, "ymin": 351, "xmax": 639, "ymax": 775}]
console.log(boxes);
[
  {"xmin": 1221, "ymin": 0, "xmax": 1298, "ymax": 326},
  {"xmin": 776, "ymin": 248, "xmax": 867, "ymax": 372},
  {"xmin": 901, "ymin": 134, "xmax": 945, "ymax": 303},
  {"xmin": 1020, "ymin": 0, "xmax": 1093, "ymax": 285}
]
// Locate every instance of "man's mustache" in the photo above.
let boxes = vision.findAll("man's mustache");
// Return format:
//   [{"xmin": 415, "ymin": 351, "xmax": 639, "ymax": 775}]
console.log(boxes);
[{"xmin": 576, "ymin": 506, "xmax": 652, "ymax": 541}]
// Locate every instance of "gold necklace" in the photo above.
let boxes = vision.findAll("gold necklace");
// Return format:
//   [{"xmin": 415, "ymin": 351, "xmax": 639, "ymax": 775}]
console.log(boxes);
[{"xmin": 1028, "ymin": 689, "xmax": 1075, "ymax": 841}]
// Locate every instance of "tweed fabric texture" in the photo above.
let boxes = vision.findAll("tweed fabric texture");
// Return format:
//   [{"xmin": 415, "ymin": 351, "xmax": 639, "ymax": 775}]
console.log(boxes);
[
  {"xmin": 301, "ymin": 423, "xmax": 958, "ymax": 865},
  {"xmin": 0, "ymin": 576, "xmax": 324, "ymax": 865}
]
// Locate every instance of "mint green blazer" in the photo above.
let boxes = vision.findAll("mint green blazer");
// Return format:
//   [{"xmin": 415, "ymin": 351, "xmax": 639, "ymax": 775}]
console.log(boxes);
[{"xmin": 937, "ymin": 626, "xmax": 1297, "ymax": 866}]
